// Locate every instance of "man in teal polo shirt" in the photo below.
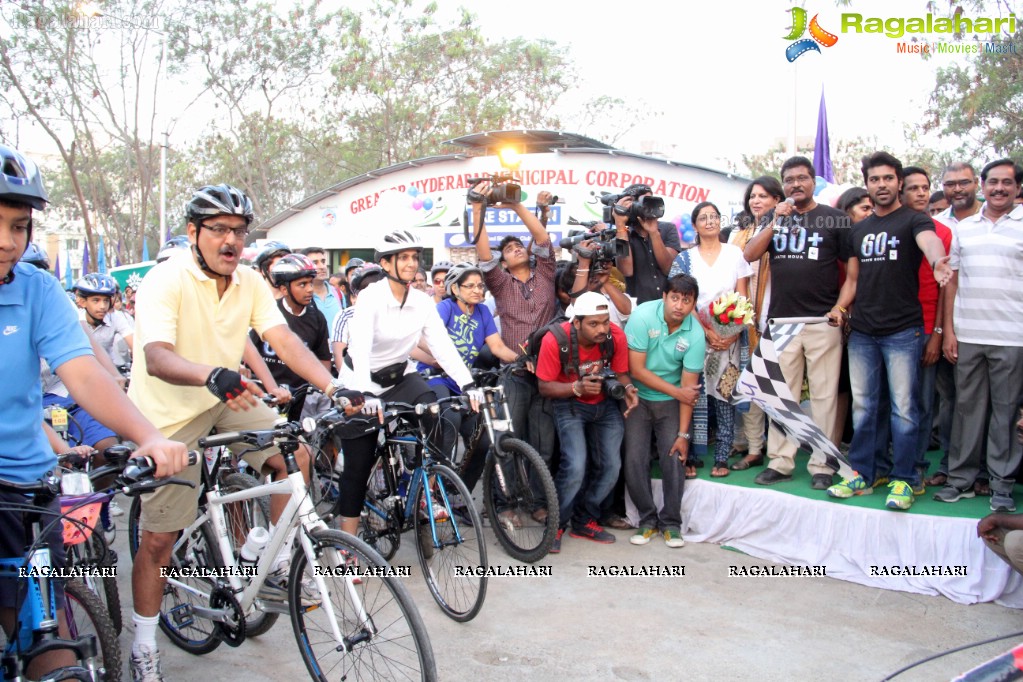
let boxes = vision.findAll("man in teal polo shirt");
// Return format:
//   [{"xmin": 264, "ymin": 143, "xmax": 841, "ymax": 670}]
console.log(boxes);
[{"xmin": 624, "ymin": 274, "xmax": 706, "ymax": 548}]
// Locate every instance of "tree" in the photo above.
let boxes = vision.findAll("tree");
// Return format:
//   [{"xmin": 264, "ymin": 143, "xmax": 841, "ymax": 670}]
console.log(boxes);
[
  {"xmin": 737, "ymin": 135, "xmax": 885, "ymax": 185},
  {"xmin": 924, "ymin": 23, "xmax": 1023, "ymax": 160},
  {"xmin": 0, "ymin": 0, "xmax": 170, "ymax": 265},
  {"xmin": 327, "ymin": 0, "xmax": 572, "ymax": 169}
]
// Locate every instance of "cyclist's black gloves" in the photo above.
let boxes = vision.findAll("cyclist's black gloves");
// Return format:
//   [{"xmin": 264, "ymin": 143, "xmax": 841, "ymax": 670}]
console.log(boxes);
[
  {"xmin": 206, "ymin": 367, "xmax": 248, "ymax": 402},
  {"xmin": 334, "ymin": 389, "xmax": 366, "ymax": 409}
]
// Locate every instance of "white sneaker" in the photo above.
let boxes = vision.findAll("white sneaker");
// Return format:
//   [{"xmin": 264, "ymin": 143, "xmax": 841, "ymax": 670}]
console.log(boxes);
[
  {"xmin": 267, "ymin": 563, "xmax": 320, "ymax": 606},
  {"xmin": 130, "ymin": 644, "xmax": 164, "ymax": 682},
  {"xmin": 109, "ymin": 500, "xmax": 124, "ymax": 517}
]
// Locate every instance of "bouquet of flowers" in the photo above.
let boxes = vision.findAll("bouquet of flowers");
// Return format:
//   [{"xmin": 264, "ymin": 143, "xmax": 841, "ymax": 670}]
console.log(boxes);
[{"xmin": 703, "ymin": 292, "xmax": 754, "ymax": 339}]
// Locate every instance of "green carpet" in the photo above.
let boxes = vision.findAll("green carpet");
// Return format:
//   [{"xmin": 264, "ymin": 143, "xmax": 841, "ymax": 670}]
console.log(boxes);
[{"xmin": 662, "ymin": 450, "xmax": 1010, "ymax": 520}]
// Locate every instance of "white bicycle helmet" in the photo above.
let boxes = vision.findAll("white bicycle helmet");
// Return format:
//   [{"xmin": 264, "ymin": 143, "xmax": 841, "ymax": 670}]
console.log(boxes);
[{"xmin": 375, "ymin": 229, "xmax": 423, "ymax": 259}]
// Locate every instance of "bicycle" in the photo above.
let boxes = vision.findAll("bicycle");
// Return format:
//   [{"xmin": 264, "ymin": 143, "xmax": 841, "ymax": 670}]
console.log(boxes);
[
  {"xmin": 150, "ymin": 421, "xmax": 437, "ymax": 680},
  {"xmin": 58, "ymin": 448, "xmax": 132, "ymax": 636},
  {"xmin": 357, "ymin": 398, "xmax": 489, "ymax": 622},
  {"xmin": 0, "ymin": 453, "xmax": 193, "ymax": 682},
  {"xmin": 424, "ymin": 368, "xmax": 559, "ymax": 563}
]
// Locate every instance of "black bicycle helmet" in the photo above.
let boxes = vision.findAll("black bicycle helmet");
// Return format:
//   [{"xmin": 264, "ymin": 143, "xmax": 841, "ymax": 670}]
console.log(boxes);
[
  {"xmin": 349, "ymin": 263, "xmax": 385, "ymax": 293},
  {"xmin": 443, "ymin": 261, "xmax": 483, "ymax": 298},
  {"xmin": 254, "ymin": 241, "xmax": 292, "ymax": 277},
  {"xmin": 270, "ymin": 253, "xmax": 318, "ymax": 286},
  {"xmin": 343, "ymin": 257, "xmax": 365, "ymax": 278},
  {"xmin": 184, "ymin": 184, "xmax": 254, "ymax": 225},
  {"xmin": 20, "ymin": 243, "xmax": 50, "ymax": 270},
  {"xmin": 156, "ymin": 235, "xmax": 191, "ymax": 263},
  {"xmin": 0, "ymin": 144, "xmax": 48, "ymax": 212},
  {"xmin": 74, "ymin": 273, "xmax": 118, "ymax": 297}
]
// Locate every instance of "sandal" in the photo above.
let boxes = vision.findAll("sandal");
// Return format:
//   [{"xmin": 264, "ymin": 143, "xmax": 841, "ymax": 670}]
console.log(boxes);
[
  {"xmin": 974, "ymin": 480, "xmax": 992, "ymax": 496},
  {"xmin": 711, "ymin": 466, "xmax": 730, "ymax": 478},
  {"xmin": 731, "ymin": 454, "xmax": 765, "ymax": 471},
  {"xmin": 685, "ymin": 465, "xmax": 698, "ymax": 480},
  {"xmin": 924, "ymin": 472, "xmax": 947, "ymax": 487},
  {"xmin": 728, "ymin": 447, "xmax": 748, "ymax": 459}
]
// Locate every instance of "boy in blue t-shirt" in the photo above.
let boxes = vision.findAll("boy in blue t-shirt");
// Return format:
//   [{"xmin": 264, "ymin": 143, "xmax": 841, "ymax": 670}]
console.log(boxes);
[{"xmin": 0, "ymin": 144, "xmax": 188, "ymax": 678}]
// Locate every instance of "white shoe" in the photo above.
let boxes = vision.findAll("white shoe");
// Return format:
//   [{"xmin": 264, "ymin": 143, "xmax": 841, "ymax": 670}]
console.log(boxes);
[
  {"xmin": 109, "ymin": 500, "xmax": 124, "ymax": 517},
  {"xmin": 130, "ymin": 644, "xmax": 164, "ymax": 682}
]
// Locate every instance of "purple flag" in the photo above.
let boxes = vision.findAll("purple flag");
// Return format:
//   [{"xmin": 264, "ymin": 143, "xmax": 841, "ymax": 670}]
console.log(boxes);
[
  {"xmin": 813, "ymin": 87, "xmax": 835, "ymax": 184},
  {"xmin": 82, "ymin": 240, "xmax": 90, "ymax": 275},
  {"xmin": 54, "ymin": 249, "xmax": 61, "ymax": 281}
]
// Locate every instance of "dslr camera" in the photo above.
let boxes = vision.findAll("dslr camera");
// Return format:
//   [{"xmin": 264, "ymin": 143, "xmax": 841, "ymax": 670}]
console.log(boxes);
[
  {"xmin": 599, "ymin": 367, "xmax": 627, "ymax": 400},
  {"xmin": 560, "ymin": 225, "xmax": 619, "ymax": 268},
  {"xmin": 599, "ymin": 192, "xmax": 665, "ymax": 225},
  {"xmin": 467, "ymin": 172, "xmax": 522, "ymax": 205}
]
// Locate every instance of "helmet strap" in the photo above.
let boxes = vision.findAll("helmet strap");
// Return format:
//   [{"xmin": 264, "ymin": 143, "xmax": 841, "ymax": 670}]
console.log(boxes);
[{"xmin": 192, "ymin": 230, "xmax": 232, "ymax": 280}]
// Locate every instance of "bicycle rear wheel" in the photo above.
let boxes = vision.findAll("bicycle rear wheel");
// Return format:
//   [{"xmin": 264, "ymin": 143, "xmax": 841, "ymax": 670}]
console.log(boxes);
[
  {"xmin": 64, "ymin": 578, "xmax": 122, "ymax": 682},
  {"xmin": 483, "ymin": 437, "xmax": 559, "ymax": 563},
  {"xmin": 310, "ymin": 447, "xmax": 341, "ymax": 518},
  {"xmin": 414, "ymin": 464, "xmax": 488, "ymax": 622},
  {"xmin": 290, "ymin": 529, "xmax": 437, "ymax": 681},
  {"xmin": 359, "ymin": 459, "xmax": 402, "ymax": 561}
]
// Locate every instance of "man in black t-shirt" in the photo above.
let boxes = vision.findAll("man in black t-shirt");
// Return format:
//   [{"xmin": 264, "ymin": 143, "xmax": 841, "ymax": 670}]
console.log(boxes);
[
  {"xmin": 825, "ymin": 152, "xmax": 952, "ymax": 512},
  {"xmin": 250, "ymin": 254, "xmax": 332, "ymax": 421},
  {"xmin": 613, "ymin": 184, "xmax": 682, "ymax": 303},
  {"xmin": 743, "ymin": 156, "xmax": 850, "ymax": 489}
]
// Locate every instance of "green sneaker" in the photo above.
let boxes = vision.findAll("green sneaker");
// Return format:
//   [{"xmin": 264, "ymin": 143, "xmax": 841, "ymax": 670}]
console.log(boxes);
[
  {"xmin": 827, "ymin": 473, "xmax": 870, "ymax": 498},
  {"xmin": 662, "ymin": 530, "xmax": 685, "ymax": 548},
  {"xmin": 630, "ymin": 527, "xmax": 657, "ymax": 546},
  {"xmin": 886, "ymin": 480, "xmax": 914, "ymax": 510}
]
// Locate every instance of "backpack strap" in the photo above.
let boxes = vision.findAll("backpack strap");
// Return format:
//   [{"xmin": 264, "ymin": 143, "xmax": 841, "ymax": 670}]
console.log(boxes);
[{"xmin": 549, "ymin": 324, "xmax": 572, "ymax": 376}]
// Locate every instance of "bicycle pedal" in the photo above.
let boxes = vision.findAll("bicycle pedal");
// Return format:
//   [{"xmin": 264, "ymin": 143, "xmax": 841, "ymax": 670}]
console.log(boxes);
[{"xmin": 168, "ymin": 604, "xmax": 195, "ymax": 628}]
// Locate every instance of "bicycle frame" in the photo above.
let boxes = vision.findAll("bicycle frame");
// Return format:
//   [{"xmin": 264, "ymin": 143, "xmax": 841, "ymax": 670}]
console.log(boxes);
[
  {"xmin": 0, "ymin": 519, "xmax": 100, "ymax": 682},
  {"xmin": 165, "ymin": 449, "xmax": 371, "ymax": 651}
]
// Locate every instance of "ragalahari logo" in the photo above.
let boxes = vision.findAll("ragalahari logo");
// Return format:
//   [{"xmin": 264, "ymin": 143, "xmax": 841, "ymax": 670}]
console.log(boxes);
[{"xmin": 784, "ymin": 7, "xmax": 838, "ymax": 62}]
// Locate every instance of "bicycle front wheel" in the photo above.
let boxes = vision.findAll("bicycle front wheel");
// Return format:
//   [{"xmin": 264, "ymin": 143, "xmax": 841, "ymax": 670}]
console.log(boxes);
[
  {"xmin": 414, "ymin": 464, "xmax": 488, "ymax": 622},
  {"xmin": 483, "ymin": 437, "xmax": 559, "ymax": 563},
  {"xmin": 64, "ymin": 578, "xmax": 122, "ymax": 682},
  {"xmin": 158, "ymin": 523, "xmax": 222, "ymax": 655},
  {"xmin": 219, "ymin": 473, "xmax": 277, "ymax": 637},
  {"xmin": 290, "ymin": 529, "xmax": 437, "ymax": 681}
]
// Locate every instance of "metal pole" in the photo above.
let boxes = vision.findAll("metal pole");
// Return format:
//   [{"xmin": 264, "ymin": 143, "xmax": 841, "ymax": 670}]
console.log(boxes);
[{"xmin": 158, "ymin": 35, "xmax": 167, "ymax": 248}]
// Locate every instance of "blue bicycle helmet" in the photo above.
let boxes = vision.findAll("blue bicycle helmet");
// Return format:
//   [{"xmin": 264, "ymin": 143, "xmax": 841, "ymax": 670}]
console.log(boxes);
[
  {"xmin": 74, "ymin": 273, "xmax": 118, "ymax": 297},
  {"xmin": 0, "ymin": 144, "xmax": 48, "ymax": 212},
  {"xmin": 20, "ymin": 243, "xmax": 50, "ymax": 270}
]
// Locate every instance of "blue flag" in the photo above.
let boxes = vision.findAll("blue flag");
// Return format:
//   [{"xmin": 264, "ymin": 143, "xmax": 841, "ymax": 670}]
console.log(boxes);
[
  {"xmin": 813, "ymin": 87, "xmax": 835, "ymax": 184},
  {"xmin": 64, "ymin": 253, "xmax": 73, "ymax": 289},
  {"xmin": 97, "ymin": 235, "xmax": 107, "ymax": 274},
  {"xmin": 142, "ymin": 238, "xmax": 150, "ymax": 262}
]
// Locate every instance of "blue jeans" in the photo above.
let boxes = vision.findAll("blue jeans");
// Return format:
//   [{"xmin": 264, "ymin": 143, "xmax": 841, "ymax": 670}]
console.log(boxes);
[
  {"xmin": 552, "ymin": 399, "xmax": 624, "ymax": 530},
  {"xmin": 847, "ymin": 327, "xmax": 923, "ymax": 487}
]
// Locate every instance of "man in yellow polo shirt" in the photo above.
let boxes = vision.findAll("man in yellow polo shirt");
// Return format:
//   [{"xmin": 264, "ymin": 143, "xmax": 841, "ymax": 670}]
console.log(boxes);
[{"xmin": 127, "ymin": 184, "xmax": 361, "ymax": 682}]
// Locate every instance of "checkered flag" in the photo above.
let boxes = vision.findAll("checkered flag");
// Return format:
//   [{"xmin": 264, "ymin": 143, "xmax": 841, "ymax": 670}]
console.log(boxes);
[{"xmin": 732, "ymin": 320, "xmax": 856, "ymax": 479}]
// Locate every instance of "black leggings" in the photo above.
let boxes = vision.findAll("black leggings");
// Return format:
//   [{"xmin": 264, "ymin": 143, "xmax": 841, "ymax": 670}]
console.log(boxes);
[{"xmin": 336, "ymin": 373, "xmax": 438, "ymax": 518}]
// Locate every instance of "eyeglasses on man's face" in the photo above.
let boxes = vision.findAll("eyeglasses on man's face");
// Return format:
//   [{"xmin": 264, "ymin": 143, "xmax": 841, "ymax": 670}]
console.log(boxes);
[{"xmin": 202, "ymin": 222, "xmax": 249, "ymax": 239}]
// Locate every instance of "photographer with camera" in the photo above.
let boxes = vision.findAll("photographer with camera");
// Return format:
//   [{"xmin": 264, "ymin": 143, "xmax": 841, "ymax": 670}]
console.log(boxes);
[
  {"xmin": 469, "ymin": 179, "xmax": 559, "ymax": 514},
  {"xmin": 536, "ymin": 292, "xmax": 640, "ymax": 553},
  {"xmin": 610, "ymin": 183, "xmax": 682, "ymax": 304},
  {"xmin": 563, "ymin": 237, "xmax": 633, "ymax": 324}
]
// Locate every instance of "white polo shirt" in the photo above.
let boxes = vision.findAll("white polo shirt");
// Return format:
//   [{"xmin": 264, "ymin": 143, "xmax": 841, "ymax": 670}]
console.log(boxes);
[{"xmin": 949, "ymin": 204, "xmax": 1023, "ymax": 346}]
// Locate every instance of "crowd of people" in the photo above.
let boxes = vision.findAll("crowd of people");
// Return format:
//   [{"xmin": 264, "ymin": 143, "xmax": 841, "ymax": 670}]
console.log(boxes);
[{"xmin": 3, "ymin": 139, "xmax": 1023, "ymax": 681}]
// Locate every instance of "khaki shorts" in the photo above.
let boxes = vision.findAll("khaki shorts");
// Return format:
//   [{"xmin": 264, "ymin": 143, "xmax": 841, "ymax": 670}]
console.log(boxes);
[{"xmin": 140, "ymin": 402, "xmax": 280, "ymax": 533}]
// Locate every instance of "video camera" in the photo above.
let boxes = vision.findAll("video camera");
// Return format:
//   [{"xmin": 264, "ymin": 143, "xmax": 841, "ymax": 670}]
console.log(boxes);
[
  {"xmin": 467, "ymin": 172, "xmax": 522, "ymax": 206},
  {"xmin": 560, "ymin": 224, "xmax": 619, "ymax": 268},
  {"xmin": 599, "ymin": 192, "xmax": 665, "ymax": 225}
]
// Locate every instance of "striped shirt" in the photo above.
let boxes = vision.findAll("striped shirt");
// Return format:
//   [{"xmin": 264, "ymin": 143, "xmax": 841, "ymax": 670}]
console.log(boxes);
[
  {"xmin": 949, "ymin": 204, "xmax": 1023, "ymax": 346},
  {"xmin": 480, "ymin": 239, "xmax": 557, "ymax": 353}
]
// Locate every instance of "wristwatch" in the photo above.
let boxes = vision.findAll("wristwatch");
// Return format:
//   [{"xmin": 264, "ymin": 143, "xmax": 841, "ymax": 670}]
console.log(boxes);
[
  {"xmin": 677, "ymin": 431, "xmax": 691, "ymax": 440},
  {"xmin": 933, "ymin": 327, "xmax": 943, "ymax": 335}
]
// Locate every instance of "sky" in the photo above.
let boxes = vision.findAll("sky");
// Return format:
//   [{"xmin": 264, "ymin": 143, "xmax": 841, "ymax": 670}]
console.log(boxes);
[{"xmin": 459, "ymin": 0, "xmax": 1006, "ymax": 171}]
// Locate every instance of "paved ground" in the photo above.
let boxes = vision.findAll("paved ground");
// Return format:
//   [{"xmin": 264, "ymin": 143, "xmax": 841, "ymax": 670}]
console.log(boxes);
[{"xmin": 106, "ymin": 506, "xmax": 1022, "ymax": 682}]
